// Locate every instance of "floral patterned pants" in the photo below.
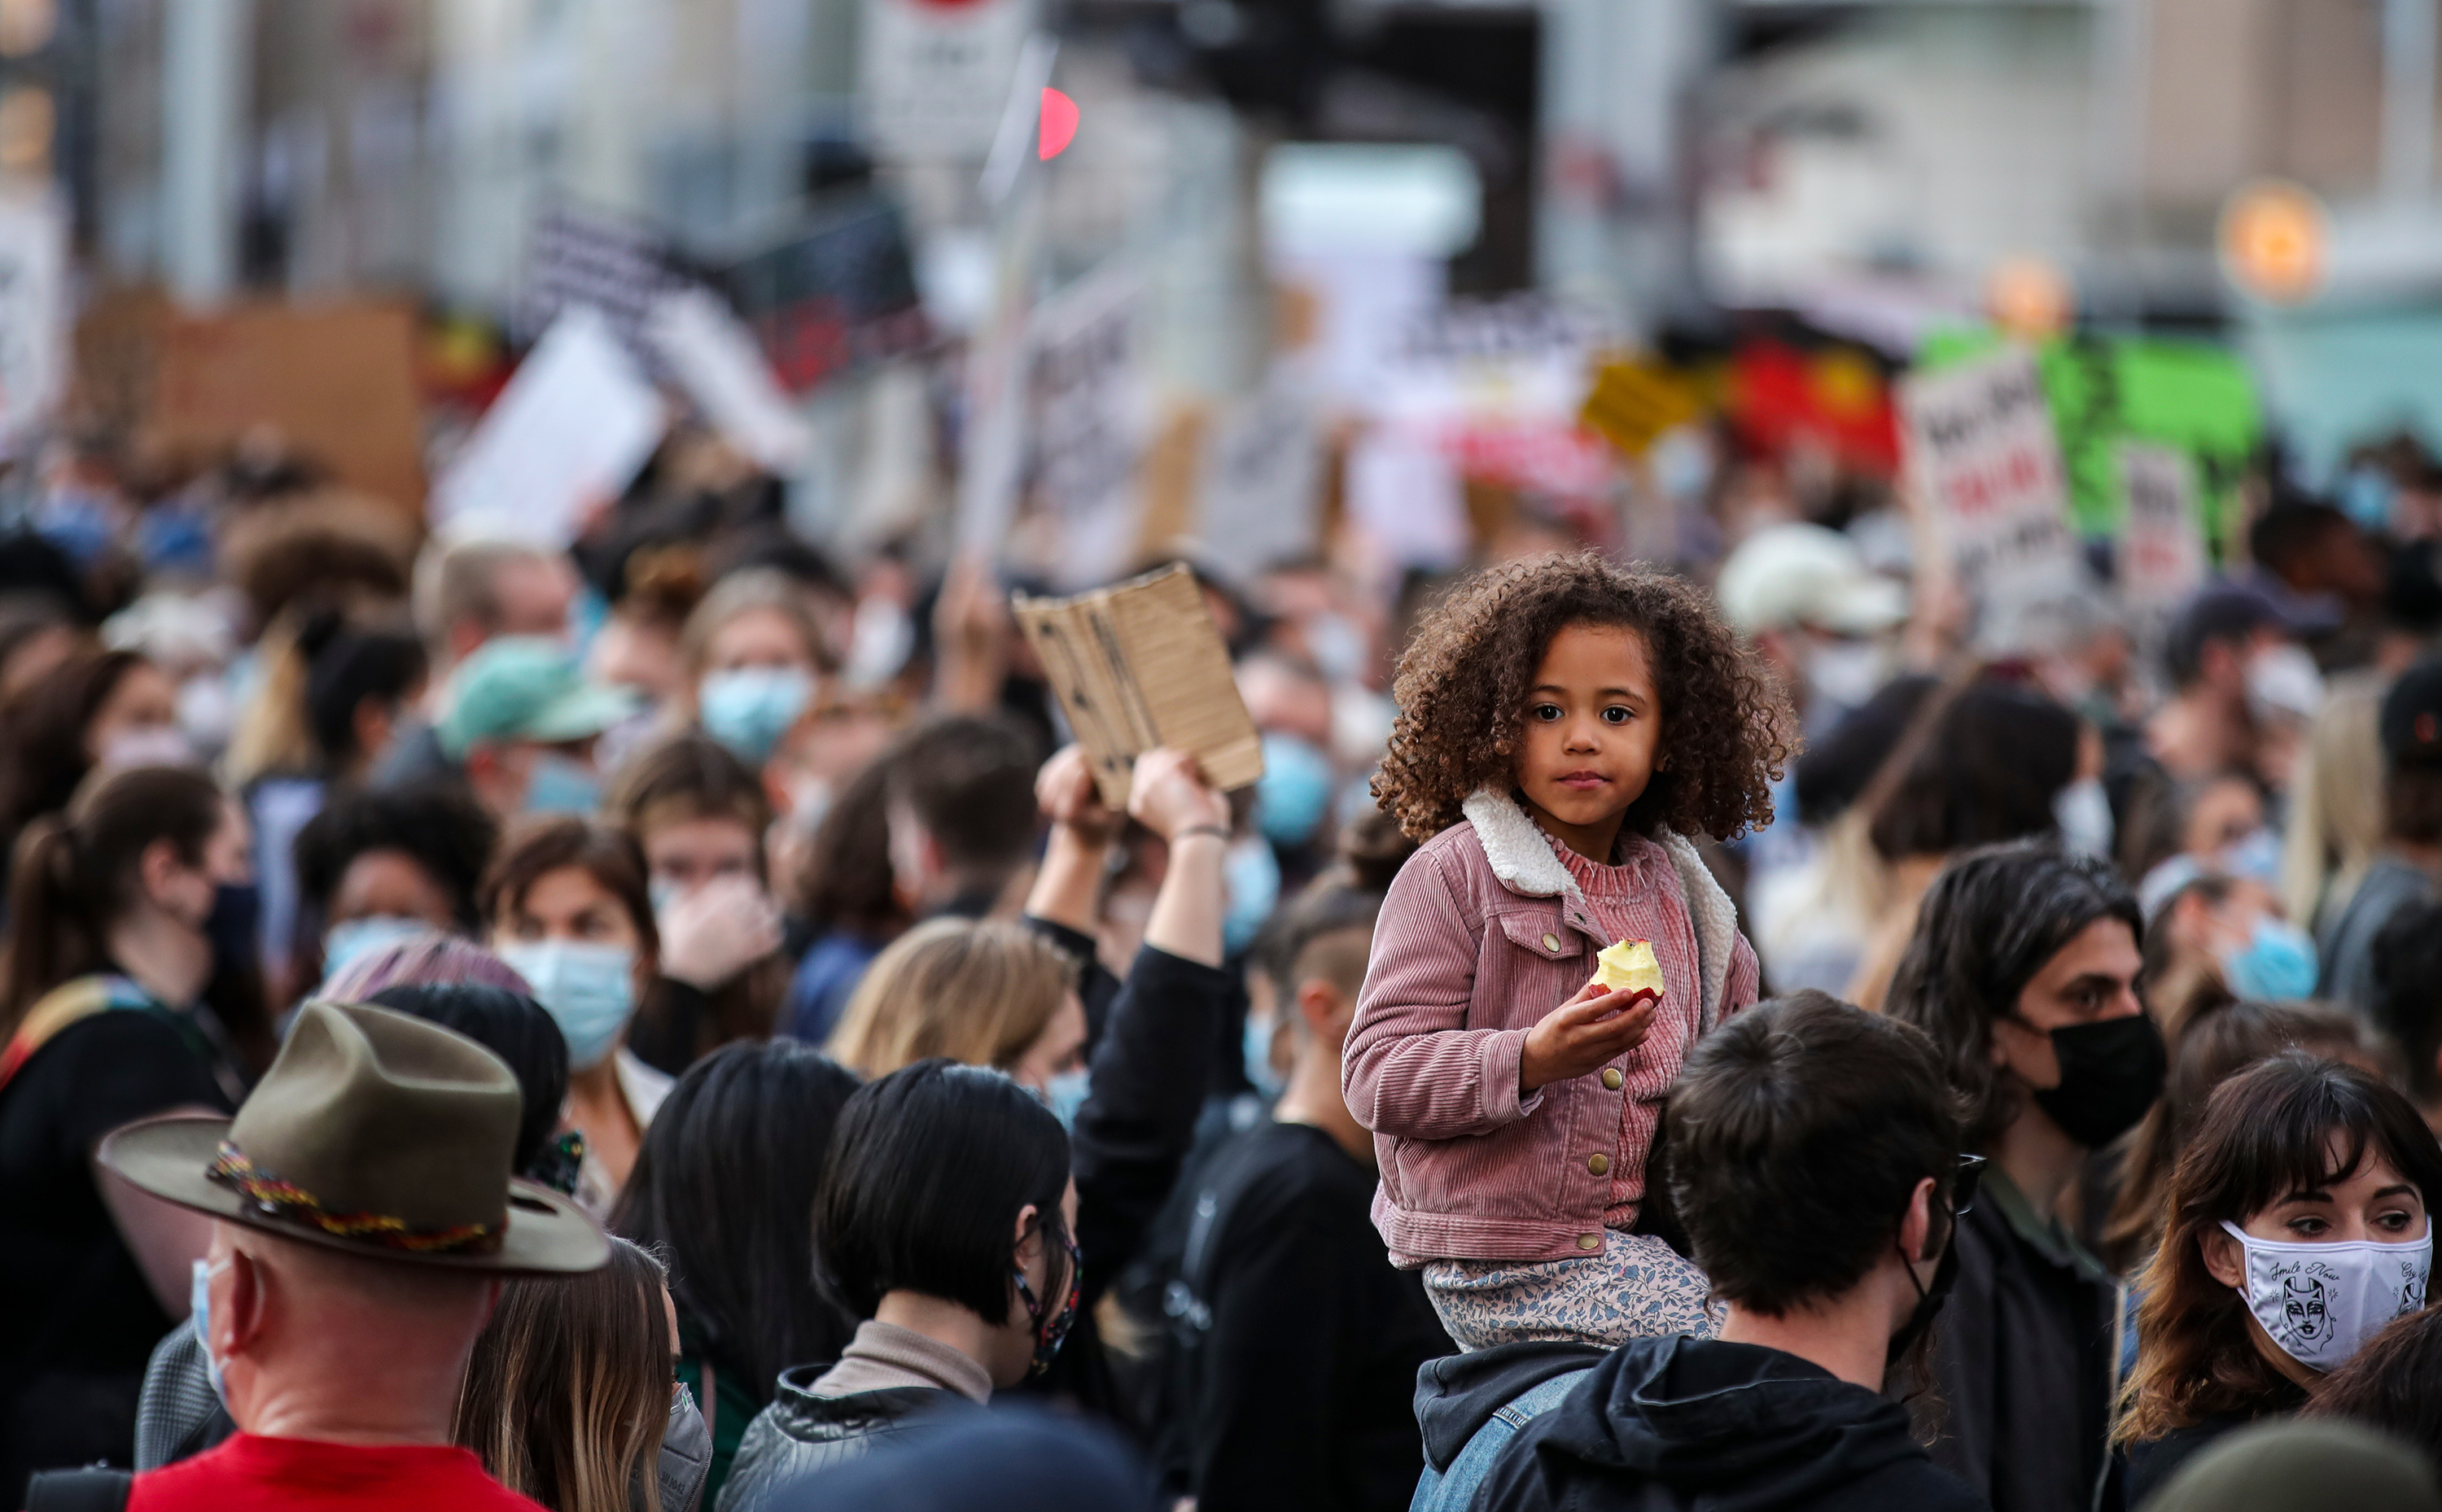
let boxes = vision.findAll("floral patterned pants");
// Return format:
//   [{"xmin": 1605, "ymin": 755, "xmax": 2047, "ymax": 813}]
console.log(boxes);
[{"xmin": 1420, "ymin": 1230, "xmax": 1723, "ymax": 1351}]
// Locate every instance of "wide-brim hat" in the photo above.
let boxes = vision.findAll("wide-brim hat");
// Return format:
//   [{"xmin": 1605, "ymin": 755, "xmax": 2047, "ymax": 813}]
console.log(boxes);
[{"xmin": 99, "ymin": 1000, "xmax": 607, "ymax": 1275}]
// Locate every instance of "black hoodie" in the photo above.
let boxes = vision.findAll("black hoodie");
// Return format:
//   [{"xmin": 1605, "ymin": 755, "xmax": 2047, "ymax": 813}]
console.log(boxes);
[{"xmin": 1473, "ymin": 1335, "xmax": 1989, "ymax": 1512}]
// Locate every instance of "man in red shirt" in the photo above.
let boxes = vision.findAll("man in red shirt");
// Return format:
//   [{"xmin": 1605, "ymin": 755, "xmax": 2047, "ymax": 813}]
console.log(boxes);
[{"xmin": 61, "ymin": 999, "xmax": 608, "ymax": 1510}]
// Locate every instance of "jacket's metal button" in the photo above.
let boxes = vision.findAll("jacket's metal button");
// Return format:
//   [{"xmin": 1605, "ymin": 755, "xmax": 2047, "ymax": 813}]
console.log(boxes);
[
  {"xmin": 1577, "ymin": 1232, "xmax": 1602, "ymax": 1251},
  {"xmin": 1542, "ymin": 933, "xmax": 1561, "ymax": 953},
  {"xmin": 1602, "ymin": 1068, "xmax": 1624, "ymax": 1090},
  {"xmin": 1588, "ymin": 1153, "xmax": 1610, "ymax": 1176}
]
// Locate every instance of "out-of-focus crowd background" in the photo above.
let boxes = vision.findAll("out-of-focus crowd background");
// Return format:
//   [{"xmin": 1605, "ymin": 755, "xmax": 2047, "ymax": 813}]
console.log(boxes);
[{"xmin": 0, "ymin": 0, "xmax": 2438, "ymax": 999}]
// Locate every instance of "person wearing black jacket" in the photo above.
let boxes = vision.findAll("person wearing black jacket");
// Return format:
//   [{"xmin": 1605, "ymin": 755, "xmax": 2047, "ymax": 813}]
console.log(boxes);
[
  {"xmin": 1012, "ymin": 746, "xmax": 1235, "ymax": 1430},
  {"xmin": 1166, "ymin": 885, "xmax": 1454, "ymax": 1512},
  {"xmin": 1884, "ymin": 844, "xmax": 2158, "ymax": 1512},
  {"xmin": 1470, "ymin": 992, "xmax": 1989, "ymax": 1512}
]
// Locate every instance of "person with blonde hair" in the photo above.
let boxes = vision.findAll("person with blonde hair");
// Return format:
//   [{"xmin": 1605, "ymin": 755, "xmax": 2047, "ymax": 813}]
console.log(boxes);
[
  {"xmin": 826, "ymin": 919, "xmax": 1084, "ymax": 1107},
  {"xmin": 454, "ymin": 1235, "xmax": 707, "ymax": 1512}
]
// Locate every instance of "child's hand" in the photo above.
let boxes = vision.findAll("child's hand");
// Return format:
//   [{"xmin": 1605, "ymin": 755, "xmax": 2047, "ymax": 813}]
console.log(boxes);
[{"xmin": 1520, "ymin": 977, "xmax": 1660, "ymax": 1094}]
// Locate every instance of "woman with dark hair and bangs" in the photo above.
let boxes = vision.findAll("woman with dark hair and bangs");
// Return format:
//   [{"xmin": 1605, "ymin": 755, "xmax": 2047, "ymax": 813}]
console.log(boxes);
[{"xmin": 2116, "ymin": 1052, "xmax": 2442, "ymax": 1504}]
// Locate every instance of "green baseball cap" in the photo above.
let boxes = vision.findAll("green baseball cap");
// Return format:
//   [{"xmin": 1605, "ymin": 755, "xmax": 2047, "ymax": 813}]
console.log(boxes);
[{"xmin": 437, "ymin": 636, "xmax": 639, "ymax": 760}]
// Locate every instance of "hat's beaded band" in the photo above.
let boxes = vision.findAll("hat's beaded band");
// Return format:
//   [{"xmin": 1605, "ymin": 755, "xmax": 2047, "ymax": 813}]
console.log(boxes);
[{"xmin": 207, "ymin": 1142, "xmax": 505, "ymax": 1255}]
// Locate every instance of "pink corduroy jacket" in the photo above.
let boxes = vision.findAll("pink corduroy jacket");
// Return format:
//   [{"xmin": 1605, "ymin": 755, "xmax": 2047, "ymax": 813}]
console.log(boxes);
[{"xmin": 1341, "ymin": 789, "xmax": 1755, "ymax": 1265}]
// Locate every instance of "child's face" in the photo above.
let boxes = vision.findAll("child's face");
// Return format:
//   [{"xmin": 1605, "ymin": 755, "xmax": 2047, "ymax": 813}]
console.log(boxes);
[{"xmin": 1516, "ymin": 623, "xmax": 1661, "ymax": 840}]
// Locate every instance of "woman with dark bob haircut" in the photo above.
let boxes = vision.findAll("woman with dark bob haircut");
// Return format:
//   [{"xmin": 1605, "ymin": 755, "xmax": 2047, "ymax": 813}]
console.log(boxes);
[
  {"xmin": 610, "ymin": 1039, "xmax": 861, "ymax": 1507},
  {"xmin": 2117, "ymin": 1053, "xmax": 2442, "ymax": 1503},
  {"xmin": 1884, "ymin": 840, "xmax": 2161, "ymax": 1512},
  {"xmin": 720, "ymin": 1060, "xmax": 1079, "ymax": 1505}
]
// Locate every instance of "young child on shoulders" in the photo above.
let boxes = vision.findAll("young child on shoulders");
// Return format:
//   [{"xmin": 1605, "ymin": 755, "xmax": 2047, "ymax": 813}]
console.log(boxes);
[{"xmin": 1343, "ymin": 551, "xmax": 1795, "ymax": 1349}]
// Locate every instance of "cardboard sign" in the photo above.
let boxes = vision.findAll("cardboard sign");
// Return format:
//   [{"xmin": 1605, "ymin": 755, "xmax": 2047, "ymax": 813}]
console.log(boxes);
[
  {"xmin": 1899, "ymin": 347, "xmax": 2085, "ymax": 637},
  {"xmin": 1012, "ymin": 563, "xmax": 1266, "ymax": 809},
  {"xmin": 152, "ymin": 300, "xmax": 427, "ymax": 515},
  {"xmin": 429, "ymin": 307, "xmax": 666, "ymax": 546},
  {"xmin": 2118, "ymin": 442, "xmax": 2207, "ymax": 611}
]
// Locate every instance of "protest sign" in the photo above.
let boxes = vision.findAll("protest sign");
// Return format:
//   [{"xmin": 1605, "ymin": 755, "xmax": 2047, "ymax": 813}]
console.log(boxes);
[
  {"xmin": 1029, "ymin": 265, "xmax": 1149, "ymax": 588},
  {"xmin": 1581, "ymin": 356, "xmax": 1700, "ymax": 457},
  {"xmin": 860, "ymin": 0, "xmax": 1038, "ymax": 159},
  {"xmin": 643, "ymin": 286, "xmax": 813, "ymax": 474},
  {"xmin": 1194, "ymin": 372, "xmax": 1324, "ymax": 584},
  {"xmin": 1012, "ymin": 563, "xmax": 1267, "ymax": 810},
  {"xmin": 721, "ymin": 194, "xmax": 928, "ymax": 394},
  {"xmin": 0, "ymin": 190, "xmax": 65, "ymax": 448},
  {"xmin": 1899, "ymin": 345, "xmax": 2085, "ymax": 642},
  {"xmin": 2117, "ymin": 442, "xmax": 2208, "ymax": 614},
  {"xmin": 153, "ymin": 300, "xmax": 425, "ymax": 515},
  {"xmin": 429, "ymin": 306, "xmax": 666, "ymax": 546}
]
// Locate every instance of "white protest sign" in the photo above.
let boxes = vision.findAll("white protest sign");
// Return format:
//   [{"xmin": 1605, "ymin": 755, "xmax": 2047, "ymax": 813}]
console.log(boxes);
[
  {"xmin": 1029, "ymin": 264, "xmax": 1149, "ymax": 588},
  {"xmin": 643, "ymin": 286, "xmax": 812, "ymax": 474},
  {"xmin": 431, "ymin": 306, "xmax": 667, "ymax": 547},
  {"xmin": 1346, "ymin": 428, "xmax": 1468, "ymax": 572},
  {"xmin": 1194, "ymin": 370, "xmax": 1324, "ymax": 584},
  {"xmin": 2117, "ymin": 442, "xmax": 2208, "ymax": 613},
  {"xmin": 860, "ymin": 0, "xmax": 1038, "ymax": 160},
  {"xmin": 1899, "ymin": 347, "xmax": 2085, "ymax": 644},
  {"xmin": 0, "ymin": 190, "xmax": 64, "ymax": 448}
]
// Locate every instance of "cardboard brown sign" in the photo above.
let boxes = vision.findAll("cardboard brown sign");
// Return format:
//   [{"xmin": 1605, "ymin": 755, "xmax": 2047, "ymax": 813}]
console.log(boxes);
[
  {"xmin": 1012, "ymin": 562, "xmax": 1266, "ymax": 810},
  {"xmin": 151, "ymin": 300, "xmax": 426, "ymax": 517}
]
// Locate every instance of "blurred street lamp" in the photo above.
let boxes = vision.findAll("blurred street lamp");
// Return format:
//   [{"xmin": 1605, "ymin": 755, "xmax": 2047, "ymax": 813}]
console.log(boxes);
[{"xmin": 2218, "ymin": 180, "xmax": 2327, "ymax": 305}]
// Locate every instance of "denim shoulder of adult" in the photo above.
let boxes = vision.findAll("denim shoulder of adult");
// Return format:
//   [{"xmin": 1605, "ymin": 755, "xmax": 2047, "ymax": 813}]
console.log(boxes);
[{"xmin": 713, "ymin": 1375, "xmax": 976, "ymax": 1512}]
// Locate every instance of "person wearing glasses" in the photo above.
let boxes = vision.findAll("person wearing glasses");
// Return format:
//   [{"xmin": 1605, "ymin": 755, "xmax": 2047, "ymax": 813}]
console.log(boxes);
[
  {"xmin": 1433, "ymin": 991, "xmax": 1985, "ymax": 1512},
  {"xmin": 1885, "ymin": 841, "xmax": 2165, "ymax": 1512}
]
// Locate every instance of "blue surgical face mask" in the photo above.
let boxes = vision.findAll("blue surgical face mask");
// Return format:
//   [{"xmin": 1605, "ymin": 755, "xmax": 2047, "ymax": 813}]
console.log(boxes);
[
  {"xmin": 1223, "ymin": 837, "xmax": 1280, "ymax": 957},
  {"xmin": 1042, "ymin": 1066, "xmax": 1092, "ymax": 1131},
  {"xmin": 190, "ymin": 1258, "xmax": 226, "ymax": 1405},
  {"xmin": 2221, "ymin": 916, "xmax": 2320, "ymax": 1002},
  {"xmin": 322, "ymin": 915, "xmax": 433, "ymax": 977},
  {"xmin": 2220, "ymin": 828, "xmax": 2283, "ymax": 886},
  {"xmin": 523, "ymin": 752, "xmax": 602, "ymax": 816},
  {"xmin": 699, "ymin": 666, "xmax": 813, "ymax": 765},
  {"xmin": 1254, "ymin": 732, "xmax": 1336, "ymax": 849},
  {"xmin": 1243, "ymin": 1007, "xmax": 1286, "ymax": 1099},
  {"xmin": 497, "ymin": 939, "xmax": 637, "ymax": 1069}
]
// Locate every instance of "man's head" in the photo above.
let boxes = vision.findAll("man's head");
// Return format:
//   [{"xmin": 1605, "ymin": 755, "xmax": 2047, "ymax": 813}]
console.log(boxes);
[
  {"xmin": 1255, "ymin": 885, "xmax": 1381, "ymax": 1082},
  {"xmin": 98, "ymin": 1000, "xmax": 606, "ymax": 1440},
  {"xmin": 881, "ymin": 714, "xmax": 1042, "ymax": 912},
  {"xmin": 2163, "ymin": 583, "xmax": 2292, "ymax": 700},
  {"xmin": 2380, "ymin": 659, "xmax": 2442, "ymax": 848},
  {"xmin": 1665, "ymin": 991, "xmax": 1964, "ymax": 1326},
  {"xmin": 2373, "ymin": 901, "xmax": 2442, "ymax": 1125},
  {"xmin": 199, "ymin": 1222, "xmax": 503, "ymax": 1431},
  {"xmin": 416, "ymin": 538, "xmax": 578, "ymax": 671},
  {"xmin": 437, "ymin": 637, "xmax": 638, "ymax": 819}
]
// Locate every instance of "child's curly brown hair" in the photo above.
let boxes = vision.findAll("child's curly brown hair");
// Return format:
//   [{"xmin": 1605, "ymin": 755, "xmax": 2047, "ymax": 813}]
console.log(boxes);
[{"xmin": 1372, "ymin": 552, "xmax": 1797, "ymax": 844}]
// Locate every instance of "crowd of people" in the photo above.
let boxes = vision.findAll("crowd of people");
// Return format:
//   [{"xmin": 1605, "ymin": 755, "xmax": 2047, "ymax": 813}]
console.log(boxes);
[{"xmin": 6, "ymin": 438, "xmax": 2442, "ymax": 1512}]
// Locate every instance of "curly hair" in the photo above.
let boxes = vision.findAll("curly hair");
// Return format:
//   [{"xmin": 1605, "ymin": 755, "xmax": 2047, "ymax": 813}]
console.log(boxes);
[{"xmin": 1372, "ymin": 553, "xmax": 1795, "ymax": 843}]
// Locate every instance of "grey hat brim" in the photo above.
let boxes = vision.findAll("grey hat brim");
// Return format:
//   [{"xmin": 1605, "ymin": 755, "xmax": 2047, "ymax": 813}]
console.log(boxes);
[{"xmin": 98, "ymin": 1115, "xmax": 610, "ymax": 1276}]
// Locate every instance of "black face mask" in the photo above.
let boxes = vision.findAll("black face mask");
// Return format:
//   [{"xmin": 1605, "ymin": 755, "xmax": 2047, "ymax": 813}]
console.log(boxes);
[
  {"xmin": 2026, "ymin": 1012, "xmax": 2167, "ymax": 1148},
  {"xmin": 1888, "ymin": 1212, "xmax": 1961, "ymax": 1368},
  {"xmin": 203, "ymin": 882, "xmax": 261, "ymax": 980}
]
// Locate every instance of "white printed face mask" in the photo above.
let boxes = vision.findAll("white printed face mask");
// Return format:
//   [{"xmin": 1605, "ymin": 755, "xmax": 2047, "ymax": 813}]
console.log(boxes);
[{"xmin": 2220, "ymin": 1219, "xmax": 2431, "ymax": 1369}]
